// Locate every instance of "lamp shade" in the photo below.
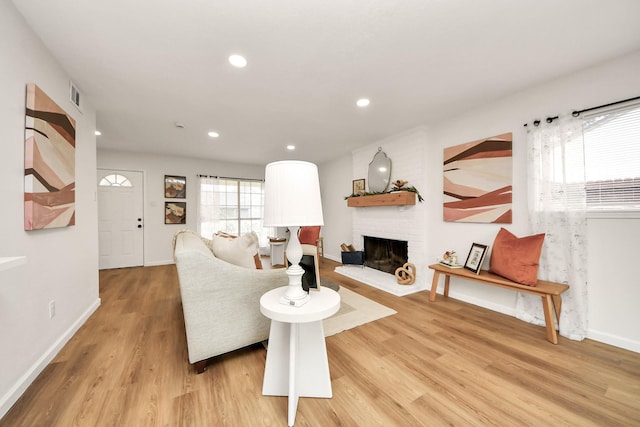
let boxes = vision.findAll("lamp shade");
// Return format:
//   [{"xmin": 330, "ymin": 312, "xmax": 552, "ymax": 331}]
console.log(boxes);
[{"xmin": 264, "ymin": 160, "xmax": 324, "ymax": 227}]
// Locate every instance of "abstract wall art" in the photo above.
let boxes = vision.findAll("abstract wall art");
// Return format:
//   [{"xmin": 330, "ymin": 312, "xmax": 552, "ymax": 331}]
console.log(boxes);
[
  {"xmin": 24, "ymin": 83, "xmax": 76, "ymax": 230},
  {"xmin": 164, "ymin": 175, "xmax": 186, "ymax": 198},
  {"xmin": 443, "ymin": 132, "xmax": 512, "ymax": 223},
  {"xmin": 165, "ymin": 202, "xmax": 186, "ymax": 224}
]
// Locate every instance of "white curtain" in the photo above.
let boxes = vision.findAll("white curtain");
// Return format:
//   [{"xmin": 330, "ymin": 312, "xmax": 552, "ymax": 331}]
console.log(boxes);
[
  {"xmin": 197, "ymin": 176, "xmax": 275, "ymax": 250},
  {"xmin": 517, "ymin": 118, "xmax": 589, "ymax": 340},
  {"xmin": 197, "ymin": 176, "xmax": 221, "ymax": 238}
]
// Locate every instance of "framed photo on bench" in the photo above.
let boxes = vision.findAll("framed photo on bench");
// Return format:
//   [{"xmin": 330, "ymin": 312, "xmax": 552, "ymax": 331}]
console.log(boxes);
[{"xmin": 464, "ymin": 243, "xmax": 488, "ymax": 274}]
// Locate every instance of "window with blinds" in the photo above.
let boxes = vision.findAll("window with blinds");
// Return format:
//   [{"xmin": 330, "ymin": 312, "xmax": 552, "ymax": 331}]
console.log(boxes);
[
  {"xmin": 583, "ymin": 103, "xmax": 640, "ymax": 212},
  {"xmin": 198, "ymin": 177, "xmax": 274, "ymax": 247}
]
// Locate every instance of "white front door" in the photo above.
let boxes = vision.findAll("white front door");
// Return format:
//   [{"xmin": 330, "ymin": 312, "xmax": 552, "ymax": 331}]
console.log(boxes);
[{"xmin": 97, "ymin": 169, "xmax": 144, "ymax": 269}]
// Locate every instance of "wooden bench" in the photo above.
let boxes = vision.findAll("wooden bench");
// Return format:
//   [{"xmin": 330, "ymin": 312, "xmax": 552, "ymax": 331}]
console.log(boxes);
[{"xmin": 428, "ymin": 263, "xmax": 570, "ymax": 344}]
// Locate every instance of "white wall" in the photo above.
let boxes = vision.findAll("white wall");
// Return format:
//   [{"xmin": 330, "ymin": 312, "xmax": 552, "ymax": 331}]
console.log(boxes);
[
  {"xmin": 587, "ymin": 217, "xmax": 640, "ymax": 351},
  {"xmin": 98, "ymin": 148, "xmax": 356, "ymax": 267},
  {"xmin": 97, "ymin": 149, "xmax": 268, "ymax": 265},
  {"xmin": 1, "ymin": 11, "xmax": 637, "ymax": 423},
  {"xmin": 427, "ymin": 50, "xmax": 640, "ymax": 352},
  {"xmin": 0, "ymin": 1, "xmax": 99, "ymax": 418},
  {"xmin": 321, "ymin": 50, "xmax": 640, "ymax": 352},
  {"xmin": 349, "ymin": 129, "xmax": 429, "ymax": 291},
  {"xmin": 318, "ymin": 155, "xmax": 354, "ymax": 262}
]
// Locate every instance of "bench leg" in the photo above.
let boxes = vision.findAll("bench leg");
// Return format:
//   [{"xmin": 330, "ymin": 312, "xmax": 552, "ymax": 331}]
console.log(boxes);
[
  {"xmin": 541, "ymin": 295, "xmax": 559, "ymax": 344},
  {"xmin": 552, "ymin": 294, "xmax": 562, "ymax": 322},
  {"xmin": 429, "ymin": 272, "xmax": 452, "ymax": 302},
  {"xmin": 429, "ymin": 271, "xmax": 441, "ymax": 301}
]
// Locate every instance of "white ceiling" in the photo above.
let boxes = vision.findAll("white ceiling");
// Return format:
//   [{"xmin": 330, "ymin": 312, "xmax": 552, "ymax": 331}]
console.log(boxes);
[{"xmin": 12, "ymin": 0, "xmax": 640, "ymax": 166}]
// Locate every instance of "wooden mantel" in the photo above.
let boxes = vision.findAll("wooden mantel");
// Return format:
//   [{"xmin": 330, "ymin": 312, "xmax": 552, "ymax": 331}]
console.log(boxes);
[{"xmin": 347, "ymin": 191, "xmax": 416, "ymax": 207}]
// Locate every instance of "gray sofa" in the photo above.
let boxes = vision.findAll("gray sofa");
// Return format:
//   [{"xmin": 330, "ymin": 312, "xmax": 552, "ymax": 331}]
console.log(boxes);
[{"xmin": 173, "ymin": 230, "xmax": 287, "ymax": 373}]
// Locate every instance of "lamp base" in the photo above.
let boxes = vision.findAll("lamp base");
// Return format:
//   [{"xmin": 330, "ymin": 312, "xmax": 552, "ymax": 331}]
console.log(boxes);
[
  {"xmin": 279, "ymin": 293, "xmax": 311, "ymax": 307},
  {"xmin": 280, "ymin": 234, "xmax": 311, "ymax": 307}
]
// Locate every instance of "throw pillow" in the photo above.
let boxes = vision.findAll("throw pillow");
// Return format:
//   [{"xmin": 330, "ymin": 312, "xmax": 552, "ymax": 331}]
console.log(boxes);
[
  {"xmin": 214, "ymin": 231, "xmax": 263, "ymax": 269},
  {"xmin": 298, "ymin": 226, "xmax": 321, "ymax": 245},
  {"xmin": 211, "ymin": 231, "xmax": 262, "ymax": 269},
  {"xmin": 489, "ymin": 228, "xmax": 545, "ymax": 286}
]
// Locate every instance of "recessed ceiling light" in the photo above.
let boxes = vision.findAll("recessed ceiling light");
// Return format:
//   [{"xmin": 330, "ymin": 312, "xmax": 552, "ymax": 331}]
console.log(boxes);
[
  {"xmin": 356, "ymin": 98, "xmax": 370, "ymax": 107},
  {"xmin": 286, "ymin": 145, "xmax": 296, "ymax": 150},
  {"xmin": 229, "ymin": 54, "xmax": 247, "ymax": 68},
  {"xmin": 208, "ymin": 131, "xmax": 220, "ymax": 138},
  {"xmin": 94, "ymin": 130, "xmax": 101, "ymax": 136}
]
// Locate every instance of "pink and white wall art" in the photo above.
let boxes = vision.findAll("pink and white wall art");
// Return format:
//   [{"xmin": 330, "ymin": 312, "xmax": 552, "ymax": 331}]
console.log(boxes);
[
  {"xmin": 24, "ymin": 83, "xmax": 76, "ymax": 230},
  {"xmin": 443, "ymin": 132, "xmax": 512, "ymax": 223}
]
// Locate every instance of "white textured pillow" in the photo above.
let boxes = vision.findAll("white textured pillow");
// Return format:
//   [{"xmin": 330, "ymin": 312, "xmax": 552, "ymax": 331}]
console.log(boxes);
[{"xmin": 211, "ymin": 232, "xmax": 259, "ymax": 269}]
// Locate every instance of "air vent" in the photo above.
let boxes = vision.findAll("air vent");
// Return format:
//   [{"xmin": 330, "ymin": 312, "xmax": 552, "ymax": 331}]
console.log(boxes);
[{"xmin": 69, "ymin": 80, "xmax": 81, "ymax": 111}]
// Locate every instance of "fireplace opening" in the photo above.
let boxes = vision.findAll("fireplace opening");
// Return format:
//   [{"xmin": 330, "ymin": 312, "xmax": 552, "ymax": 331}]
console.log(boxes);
[{"xmin": 364, "ymin": 236, "xmax": 408, "ymax": 275}]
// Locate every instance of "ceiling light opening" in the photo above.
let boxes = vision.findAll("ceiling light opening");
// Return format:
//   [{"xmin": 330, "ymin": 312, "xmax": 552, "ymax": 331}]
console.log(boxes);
[
  {"xmin": 208, "ymin": 131, "xmax": 220, "ymax": 138},
  {"xmin": 94, "ymin": 130, "xmax": 101, "ymax": 136},
  {"xmin": 286, "ymin": 145, "xmax": 296, "ymax": 151},
  {"xmin": 229, "ymin": 54, "xmax": 247, "ymax": 68},
  {"xmin": 356, "ymin": 98, "xmax": 370, "ymax": 107}
]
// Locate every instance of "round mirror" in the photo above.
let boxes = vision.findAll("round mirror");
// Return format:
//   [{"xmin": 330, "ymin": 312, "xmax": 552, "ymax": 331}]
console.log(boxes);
[{"xmin": 367, "ymin": 148, "xmax": 391, "ymax": 192}]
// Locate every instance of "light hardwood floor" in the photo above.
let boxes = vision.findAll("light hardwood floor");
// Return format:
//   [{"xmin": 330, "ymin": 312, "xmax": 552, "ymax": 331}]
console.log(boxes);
[{"xmin": 2, "ymin": 259, "xmax": 639, "ymax": 426}]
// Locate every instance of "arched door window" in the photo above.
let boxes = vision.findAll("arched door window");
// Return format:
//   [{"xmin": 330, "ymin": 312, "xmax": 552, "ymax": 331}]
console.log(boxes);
[{"xmin": 99, "ymin": 173, "xmax": 132, "ymax": 187}]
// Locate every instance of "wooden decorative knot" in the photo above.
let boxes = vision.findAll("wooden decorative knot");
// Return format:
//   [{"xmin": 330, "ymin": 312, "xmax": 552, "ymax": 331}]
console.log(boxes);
[{"xmin": 395, "ymin": 262, "xmax": 416, "ymax": 285}]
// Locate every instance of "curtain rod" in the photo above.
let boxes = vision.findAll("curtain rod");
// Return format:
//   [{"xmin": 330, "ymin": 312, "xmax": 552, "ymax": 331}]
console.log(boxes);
[
  {"xmin": 571, "ymin": 95, "xmax": 640, "ymax": 117},
  {"xmin": 523, "ymin": 94, "xmax": 640, "ymax": 127},
  {"xmin": 197, "ymin": 174, "xmax": 264, "ymax": 182}
]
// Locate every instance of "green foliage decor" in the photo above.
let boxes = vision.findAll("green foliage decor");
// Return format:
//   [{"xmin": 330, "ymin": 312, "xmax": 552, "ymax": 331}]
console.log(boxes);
[{"xmin": 345, "ymin": 185, "xmax": 424, "ymax": 202}]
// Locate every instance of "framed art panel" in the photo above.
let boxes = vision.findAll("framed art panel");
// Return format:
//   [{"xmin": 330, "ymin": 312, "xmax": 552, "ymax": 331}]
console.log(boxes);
[
  {"xmin": 24, "ymin": 83, "xmax": 76, "ymax": 230},
  {"xmin": 165, "ymin": 175, "xmax": 186, "ymax": 198},
  {"xmin": 443, "ymin": 132, "xmax": 512, "ymax": 223},
  {"xmin": 165, "ymin": 202, "xmax": 186, "ymax": 224}
]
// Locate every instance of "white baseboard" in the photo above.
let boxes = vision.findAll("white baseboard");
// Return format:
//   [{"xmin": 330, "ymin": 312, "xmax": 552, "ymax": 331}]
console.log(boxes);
[
  {"xmin": 0, "ymin": 298, "xmax": 101, "ymax": 419},
  {"xmin": 441, "ymin": 288, "xmax": 640, "ymax": 353},
  {"xmin": 444, "ymin": 289, "xmax": 517, "ymax": 317},
  {"xmin": 325, "ymin": 254, "xmax": 341, "ymax": 263},
  {"xmin": 144, "ymin": 259, "xmax": 174, "ymax": 267},
  {"xmin": 587, "ymin": 329, "xmax": 640, "ymax": 353}
]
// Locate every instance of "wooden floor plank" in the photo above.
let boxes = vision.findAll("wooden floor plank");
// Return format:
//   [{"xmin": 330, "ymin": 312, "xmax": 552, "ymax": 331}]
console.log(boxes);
[{"xmin": 1, "ymin": 260, "xmax": 639, "ymax": 426}]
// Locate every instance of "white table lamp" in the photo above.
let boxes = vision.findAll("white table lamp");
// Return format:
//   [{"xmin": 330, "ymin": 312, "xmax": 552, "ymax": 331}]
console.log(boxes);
[{"xmin": 264, "ymin": 160, "xmax": 324, "ymax": 307}]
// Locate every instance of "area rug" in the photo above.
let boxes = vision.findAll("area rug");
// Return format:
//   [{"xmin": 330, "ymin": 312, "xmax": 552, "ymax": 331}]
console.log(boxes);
[{"xmin": 320, "ymin": 279, "xmax": 397, "ymax": 337}]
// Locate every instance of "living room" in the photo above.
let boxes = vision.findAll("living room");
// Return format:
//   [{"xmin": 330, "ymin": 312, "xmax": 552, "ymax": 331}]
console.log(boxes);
[{"xmin": 2, "ymin": 0, "xmax": 640, "ymax": 424}]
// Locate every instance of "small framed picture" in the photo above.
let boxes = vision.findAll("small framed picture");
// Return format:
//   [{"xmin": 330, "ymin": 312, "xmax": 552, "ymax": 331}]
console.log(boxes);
[
  {"xmin": 165, "ymin": 202, "xmax": 186, "ymax": 224},
  {"xmin": 352, "ymin": 179, "xmax": 366, "ymax": 195},
  {"xmin": 464, "ymin": 243, "xmax": 488, "ymax": 274},
  {"xmin": 165, "ymin": 175, "xmax": 186, "ymax": 198}
]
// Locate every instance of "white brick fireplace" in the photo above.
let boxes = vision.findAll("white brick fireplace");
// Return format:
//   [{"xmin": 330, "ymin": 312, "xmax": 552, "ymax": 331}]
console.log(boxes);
[{"xmin": 335, "ymin": 129, "xmax": 430, "ymax": 296}]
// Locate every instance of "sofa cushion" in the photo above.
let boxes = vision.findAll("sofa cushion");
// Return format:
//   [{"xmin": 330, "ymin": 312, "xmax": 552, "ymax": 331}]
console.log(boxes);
[
  {"xmin": 489, "ymin": 228, "xmax": 545, "ymax": 286},
  {"xmin": 212, "ymin": 231, "xmax": 262, "ymax": 269}
]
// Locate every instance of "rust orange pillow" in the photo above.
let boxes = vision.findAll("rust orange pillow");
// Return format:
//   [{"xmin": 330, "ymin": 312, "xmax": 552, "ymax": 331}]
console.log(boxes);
[
  {"xmin": 298, "ymin": 226, "xmax": 321, "ymax": 245},
  {"xmin": 489, "ymin": 228, "xmax": 545, "ymax": 286}
]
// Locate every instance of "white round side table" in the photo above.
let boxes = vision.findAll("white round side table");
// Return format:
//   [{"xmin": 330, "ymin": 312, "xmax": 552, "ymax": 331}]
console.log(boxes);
[{"xmin": 260, "ymin": 286, "xmax": 340, "ymax": 427}]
